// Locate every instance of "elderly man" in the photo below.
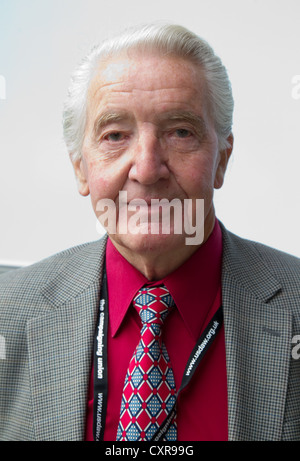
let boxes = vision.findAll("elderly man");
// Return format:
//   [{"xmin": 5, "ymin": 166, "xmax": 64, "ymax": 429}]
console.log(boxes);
[{"xmin": 0, "ymin": 23, "xmax": 299, "ymax": 442}]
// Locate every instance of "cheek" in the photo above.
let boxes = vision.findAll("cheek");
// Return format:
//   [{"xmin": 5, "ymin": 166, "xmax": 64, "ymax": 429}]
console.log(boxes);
[
  {"xmin": 89, "ymin": 176, "xmax": 109, "ymax": 202},
  {"xmin": 87, "ymin": 161, "xmax": 128, "ymax": 209},
  {"xmin": 175, "ymin": 157, "xmax": 216, "ymax": 199}
]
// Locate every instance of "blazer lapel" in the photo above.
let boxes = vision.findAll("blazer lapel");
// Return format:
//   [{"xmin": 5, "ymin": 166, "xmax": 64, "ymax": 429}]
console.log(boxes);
[
  {"xmin": 26, "ymin": 238, "xmax": 106, "ymax": 441},
  {"xmin": 221, "ymin": 226, "xmax": 292, "ymax": 440}
]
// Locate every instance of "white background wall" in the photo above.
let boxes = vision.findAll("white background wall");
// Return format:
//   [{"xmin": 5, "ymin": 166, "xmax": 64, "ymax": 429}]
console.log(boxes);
[{"xmin": 0, "ymin": 0, "xmax": 299, "ymax": 266}]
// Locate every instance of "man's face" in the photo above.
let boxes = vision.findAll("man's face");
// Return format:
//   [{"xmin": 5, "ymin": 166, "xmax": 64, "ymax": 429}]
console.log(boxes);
[{"xmin": 72, "ymin": 52, "xmax": 232, "ymax": 258}]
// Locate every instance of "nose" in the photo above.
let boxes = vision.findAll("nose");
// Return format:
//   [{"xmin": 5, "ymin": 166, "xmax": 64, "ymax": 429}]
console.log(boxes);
[{"xmin": 128, "ymin": 128, "xmax": 170, "ymax": 185}]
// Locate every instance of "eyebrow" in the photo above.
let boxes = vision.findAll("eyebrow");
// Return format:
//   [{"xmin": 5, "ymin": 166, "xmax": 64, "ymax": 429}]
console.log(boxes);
[
  {"xmin": 160, "ymin": 110, "xmax": 208, "ymax": 136},
  {"xmin": 93, "ymin": 109, "xmax": 208, "ymax": 138},
  {"xmin": 93, "ymin": 111, "xmax": 133, "ymax": 138}
]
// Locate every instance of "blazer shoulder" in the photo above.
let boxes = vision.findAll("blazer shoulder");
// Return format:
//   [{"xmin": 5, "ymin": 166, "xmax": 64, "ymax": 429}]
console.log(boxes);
[
  {"xmin": 222, "ymin": 225, "xmax": 300, "ymax": 294},
  {"xmin": 252, "ymin": 239, "xmax": 300, "ymax": 293},
  {"xmin": 1, "ymin": 239, "xmax": 100, "ymax": 282},
  {"xmin": 0, "ymin": 237, "xmax": 107, "ymax": 312},
  {"xmin": 252, "ymin": 239, "xmax": 300, "ymax": 268}
]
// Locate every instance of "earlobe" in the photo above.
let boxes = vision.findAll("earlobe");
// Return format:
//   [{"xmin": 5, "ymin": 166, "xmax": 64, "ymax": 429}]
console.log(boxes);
[
  {"xmin": 214, "ymin": 133, "xmax": 233, "ymax": 189},
  {"xmin": 70, "ymin": 154, "xmax": 90, "ymax": 196}
]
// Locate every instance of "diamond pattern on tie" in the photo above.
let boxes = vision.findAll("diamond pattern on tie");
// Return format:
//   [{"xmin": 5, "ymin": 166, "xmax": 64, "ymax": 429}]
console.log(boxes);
[{"xmin": 117, "ymin": 285, "xmax": 177, "ymax": 441}]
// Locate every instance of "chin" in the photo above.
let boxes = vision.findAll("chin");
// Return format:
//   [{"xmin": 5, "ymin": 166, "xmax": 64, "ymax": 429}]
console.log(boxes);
[{"xmin": 111, "ymin": 231, "xmax": 188, "ymax": 256}]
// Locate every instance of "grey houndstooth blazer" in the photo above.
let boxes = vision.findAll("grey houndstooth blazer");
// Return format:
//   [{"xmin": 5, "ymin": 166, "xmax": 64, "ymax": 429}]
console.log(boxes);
[{"xmin": 0, "ymin": 223, "xmax": 300, "ymax": 441}]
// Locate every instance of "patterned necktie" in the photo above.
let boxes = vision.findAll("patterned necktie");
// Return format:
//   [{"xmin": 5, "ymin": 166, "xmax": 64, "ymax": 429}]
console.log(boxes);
[{"xmin": 117, "ymin": 285, "xmax": 177, "ymax": 441}]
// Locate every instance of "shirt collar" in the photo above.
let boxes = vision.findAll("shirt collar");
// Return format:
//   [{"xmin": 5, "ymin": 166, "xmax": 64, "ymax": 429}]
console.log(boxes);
[{"xmin": 106, "ymin": 219, "xmax": 223, "ymax": 340}]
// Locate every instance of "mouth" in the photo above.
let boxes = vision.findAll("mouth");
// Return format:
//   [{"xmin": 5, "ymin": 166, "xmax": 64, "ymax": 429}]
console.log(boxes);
[
  {"xmin": 115, "ymin": 190, "xmax": 185, "ymax": 207},
  {"xmin": 122, "ymin": 196, "xmax": 183, "ymax": 206}
]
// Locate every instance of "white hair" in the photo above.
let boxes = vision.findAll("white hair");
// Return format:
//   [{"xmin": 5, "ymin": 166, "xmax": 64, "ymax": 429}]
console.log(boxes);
[{"xmin": 63, "ymin": 23, "xmax": 234, "ymax": 161}]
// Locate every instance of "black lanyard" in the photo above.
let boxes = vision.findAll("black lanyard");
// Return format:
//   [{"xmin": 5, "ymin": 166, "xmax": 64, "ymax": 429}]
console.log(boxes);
[{"xmin": 93, "ymin": 265, "xmax": 223, "ymax": 442}]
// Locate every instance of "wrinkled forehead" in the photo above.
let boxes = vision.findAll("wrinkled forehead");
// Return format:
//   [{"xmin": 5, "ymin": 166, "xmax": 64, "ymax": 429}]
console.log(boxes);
[
  {"xmin": 92, "ymin": 53, "xmax": 138, "ymax": 85},
  {"xmin": 86, "ymin": 51, "xmax": 209, "ymax": 114}
]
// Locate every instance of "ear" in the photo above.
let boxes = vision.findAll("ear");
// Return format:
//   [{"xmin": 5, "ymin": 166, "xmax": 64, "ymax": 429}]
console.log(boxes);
[
  {"xmin": 70, "ymin": 154, "xmax": 90, "ymax": 196},
  {"xmin": 214, "ymin": 133, "xmax": 234, "ymax": 189}
]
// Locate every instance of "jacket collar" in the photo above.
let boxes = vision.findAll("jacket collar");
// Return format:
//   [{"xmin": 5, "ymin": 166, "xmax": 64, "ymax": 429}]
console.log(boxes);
[{"xmin": 220, "ymin": 222, "xmax": 281, "ymax": 302}]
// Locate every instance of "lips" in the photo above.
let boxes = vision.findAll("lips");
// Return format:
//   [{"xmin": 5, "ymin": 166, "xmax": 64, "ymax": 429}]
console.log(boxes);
[{"xmin": 124, "ymin": 197, "xmax": 183, "ymax": 205}]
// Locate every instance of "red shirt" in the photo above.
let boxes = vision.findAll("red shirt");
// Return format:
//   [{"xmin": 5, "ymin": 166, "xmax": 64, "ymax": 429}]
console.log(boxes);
[{"xmin": 85, "ymin": 219, "xmax": 228, "ymax": 441}]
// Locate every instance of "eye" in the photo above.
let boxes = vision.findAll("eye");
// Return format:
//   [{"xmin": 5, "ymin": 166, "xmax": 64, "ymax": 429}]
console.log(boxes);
[
  {"xmin": 105, "ymin": 132, "xmax": 124, "ymax": 142},
  {"xmin": 165, "ymin": 126, "xmax": 201, "ymax": 152},
  {"xmin": 174, "ymin": 128, "xmax": 192, "ymax": 138}
]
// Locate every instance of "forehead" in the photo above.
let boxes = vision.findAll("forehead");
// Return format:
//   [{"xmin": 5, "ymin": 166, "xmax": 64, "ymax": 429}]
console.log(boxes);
[{"xmin": 86, "ymin": 52, "xmax": 208, "ymax": 120}]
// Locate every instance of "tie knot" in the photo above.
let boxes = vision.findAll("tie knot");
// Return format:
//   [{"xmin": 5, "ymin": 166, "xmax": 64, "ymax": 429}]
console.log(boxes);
[{"xmin": 133, "ymin": 285, "xmax": 175, "ymax": 325}]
